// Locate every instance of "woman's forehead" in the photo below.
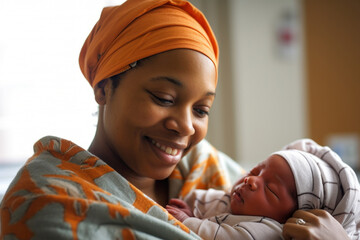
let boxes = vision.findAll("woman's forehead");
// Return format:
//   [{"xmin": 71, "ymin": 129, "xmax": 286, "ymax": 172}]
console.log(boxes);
[{"xmin": 130, "ymin": 49, "xmax": 217, "ymax": 88}]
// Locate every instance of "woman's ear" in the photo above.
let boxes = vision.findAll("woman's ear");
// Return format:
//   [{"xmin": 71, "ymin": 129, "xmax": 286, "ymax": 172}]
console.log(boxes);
[{"xmin": 94, "ymin": 79, "xmax": 110, "ymax": 105}]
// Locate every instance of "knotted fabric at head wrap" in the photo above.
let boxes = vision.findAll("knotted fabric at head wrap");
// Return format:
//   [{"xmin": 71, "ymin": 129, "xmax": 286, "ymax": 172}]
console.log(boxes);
[
  {"xmin": 79, "ymin": 0, "xmax": 219, "ymax": 88},
  {"xmin": 275, "ymin": 139, "xmax": 360, "ymax": 239}
]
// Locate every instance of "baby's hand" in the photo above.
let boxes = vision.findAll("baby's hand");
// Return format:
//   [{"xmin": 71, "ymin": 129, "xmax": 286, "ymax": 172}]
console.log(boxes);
[{"xmin": 166, "ymin": 198, "xmax": 193, "ymax": 222}]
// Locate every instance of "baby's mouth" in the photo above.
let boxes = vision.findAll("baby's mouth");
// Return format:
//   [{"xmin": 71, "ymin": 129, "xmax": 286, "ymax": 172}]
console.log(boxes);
[{"xmin": 233, "ymin": 189, "xmax": 244, "ymax": 204}]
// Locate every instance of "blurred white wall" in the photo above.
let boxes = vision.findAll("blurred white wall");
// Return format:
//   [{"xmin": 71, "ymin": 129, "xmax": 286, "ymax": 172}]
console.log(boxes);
[
  {"xmin": 0, "ymin": 0, "xmax": 124, "ymax": 200},
  {"xmin": 194, "ymin": 0, "xmax": 307, "ymax": 170},
  {"xmin": 0, "ymin": 0, "xmax": 123, "ymax": 163}
]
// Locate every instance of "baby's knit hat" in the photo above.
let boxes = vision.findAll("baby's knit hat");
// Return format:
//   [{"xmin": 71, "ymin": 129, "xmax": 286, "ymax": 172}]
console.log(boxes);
[{"xmin": 274, "ymin": 139, "xmax": 360, "ymax": 238}]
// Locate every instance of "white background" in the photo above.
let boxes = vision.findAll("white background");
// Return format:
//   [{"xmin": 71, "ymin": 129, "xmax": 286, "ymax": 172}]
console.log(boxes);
[{"xmin": 0, "ymin": 0, "xmax": 124, "ymax": 163}]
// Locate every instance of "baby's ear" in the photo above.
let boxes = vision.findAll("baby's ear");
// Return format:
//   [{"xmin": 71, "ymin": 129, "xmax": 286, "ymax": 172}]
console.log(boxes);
[{"xmin": 94, "ymin": 79, "xmax": 110, "ymax": 105}]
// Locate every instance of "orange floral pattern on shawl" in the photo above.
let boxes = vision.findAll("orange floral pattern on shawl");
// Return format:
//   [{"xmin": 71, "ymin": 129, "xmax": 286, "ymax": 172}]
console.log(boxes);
[{"xmin": 0, "ymin": 136, "xmax": 243, "ymax": 239}]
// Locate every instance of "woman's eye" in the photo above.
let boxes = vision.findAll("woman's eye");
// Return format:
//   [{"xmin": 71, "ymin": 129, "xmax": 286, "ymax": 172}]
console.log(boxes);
[
  {"xmin": 194, "ymin": 108, "xmax": 209, "ymax": 118},
  {"xmin": 147, "ymin": 91, "xmax": 174, "ymax": 106},
  {"xmin": 156, "ymin": 96, "xmax": 173, "ymax": 105}
]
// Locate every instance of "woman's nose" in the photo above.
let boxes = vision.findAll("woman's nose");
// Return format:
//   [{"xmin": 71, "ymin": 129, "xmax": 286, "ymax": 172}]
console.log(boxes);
[
  {"xmin": 244, "ymin": 176, "xmax": 258, "ymax": 191},
  {"xmin": 165, "ymin": 108, "xmax": 195, "ymax": 136}
]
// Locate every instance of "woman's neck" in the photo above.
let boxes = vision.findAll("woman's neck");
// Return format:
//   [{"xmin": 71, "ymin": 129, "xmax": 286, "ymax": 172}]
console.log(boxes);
[
  {"xmin": 130, "ymin": 177, "xmax": 169, "ymax": 207},
  {"xmin": 88, "ymin": 133, "xmax": 169, "ymax": 207},
  {"xmin": 114, "ymin": 169, "xmax": 170, "ymax": 207}
]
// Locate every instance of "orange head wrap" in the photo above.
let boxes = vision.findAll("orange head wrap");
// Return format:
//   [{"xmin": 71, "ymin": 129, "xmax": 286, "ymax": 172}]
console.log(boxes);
[{"xmin": 79, "ymin": 0, "xmax": 219, "ymax": 88}]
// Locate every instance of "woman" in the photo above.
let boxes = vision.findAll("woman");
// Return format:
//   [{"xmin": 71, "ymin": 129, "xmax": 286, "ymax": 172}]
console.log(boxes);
[{"xmin": 0, "ymin": 0, "xmax": 355, "ymax": 239}]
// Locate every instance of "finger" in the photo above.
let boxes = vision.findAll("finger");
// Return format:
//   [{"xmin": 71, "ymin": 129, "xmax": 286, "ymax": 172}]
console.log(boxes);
[
  {"xmin": 292, "ymin": 209, "xmax": 310, "ymax": 218},
  {"xmin": 292, "ymin": 208, "xmax": 327, "ymax": 219},
  {"xmin": 168, "ymin": 198, "xmax": 186, "ymax": 208},
  {"xmin": 165, "ymin": 205, "xmax": 177, "ymax": 213},
  {"xmin": 173, "ymin": 199, "xmax": 187, "ymax": 207},
  {"xmin": 168, "ymin": 198, "xmax": 180, "ymax": 205},
  {"xmin": 167, "ymin": 209, "xmax": 176, "ymax": 215},
  {"xmin": 291, "ymin": 209, "xmax": 317, "ymax": 223},
  {"xmin": 286, "ymin": 217, "xmax": 301, "ymax": 225},
  {"xmin": 282, "ymin": 223, "xmax": 294, "ymax": 240},
  {"xmin": 166, "ymin": 207, "xmax": 179, "ymax": 215},
  {"xmin": 285, "ymin": 217, "xmax": 309, "ymax": 228},
  {"xmin": 166, "ymin": 205, "xmax": 177, "ymax": 211},
  {"xmin": 283, "ymin": 220, "xmax": 309, "ymax": 240},
  {"xmin": 305, "ymin": 208, "xmax": 330, "ymax": 218}
]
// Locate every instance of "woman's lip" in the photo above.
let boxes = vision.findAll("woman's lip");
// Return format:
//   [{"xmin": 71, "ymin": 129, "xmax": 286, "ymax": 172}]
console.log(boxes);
[
  {"xmin": 146, "ymin": 137, "xmax": 183, "ymax": 165},
  {"xmin": 147, "ymin": 137, "xmax": 187, "ymax": 154},
  {"xmin": 151, "ymin": 139, "xmax": 179, "ymax": 156}
]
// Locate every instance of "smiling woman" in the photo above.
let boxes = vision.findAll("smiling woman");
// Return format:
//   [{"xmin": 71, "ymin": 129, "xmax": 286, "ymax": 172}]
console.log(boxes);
[
  {"xmin": 0, "ymin": 1, "xmax": 243, "ymax": 239},
  {"xmin": 88, "ymin": 49, "xmax": 217, "ymax": 204}
]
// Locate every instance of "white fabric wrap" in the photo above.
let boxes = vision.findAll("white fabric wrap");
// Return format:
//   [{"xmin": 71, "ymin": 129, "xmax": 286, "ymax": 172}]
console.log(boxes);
[{"xmin": 275, "ymin": 138, "xmax": 360, "ymax": 239}]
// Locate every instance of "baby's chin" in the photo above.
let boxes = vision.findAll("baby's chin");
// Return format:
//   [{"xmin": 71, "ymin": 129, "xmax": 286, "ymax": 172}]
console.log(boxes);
[{"xmin": 229, "ymin": 198, "xmax": 245, "ymax": 215}]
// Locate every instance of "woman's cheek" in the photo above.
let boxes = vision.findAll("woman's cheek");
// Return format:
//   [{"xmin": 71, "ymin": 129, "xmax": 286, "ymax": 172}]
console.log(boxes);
[
  {"xmin": 193, "ymin": 118, "xmax": 208, "ymax": 141},
  {"xmin": 130, "ymin": 103, "xmax": 164, "ymax": 126}
]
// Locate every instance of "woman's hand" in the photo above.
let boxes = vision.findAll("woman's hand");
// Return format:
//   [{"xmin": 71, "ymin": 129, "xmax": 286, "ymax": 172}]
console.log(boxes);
[
  {"xmin": 282, "ymin": 209, "xmax": 350, "ymax": 240},
  {"xmin": 166, "ymin": 199, "xmax": 193, "ymax": 222}
]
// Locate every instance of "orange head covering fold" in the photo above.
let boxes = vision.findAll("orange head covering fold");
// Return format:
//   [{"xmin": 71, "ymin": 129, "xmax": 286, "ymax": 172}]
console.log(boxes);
[{"xmin": 79, "ymin": 0, "xmax": 219, "ymax": 88}]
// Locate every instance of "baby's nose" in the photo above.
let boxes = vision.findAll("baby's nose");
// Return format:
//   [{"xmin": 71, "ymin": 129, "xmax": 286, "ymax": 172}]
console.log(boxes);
[{"xmin": 245, "ymin": 176, "xmax": 258, "ymax": 191}]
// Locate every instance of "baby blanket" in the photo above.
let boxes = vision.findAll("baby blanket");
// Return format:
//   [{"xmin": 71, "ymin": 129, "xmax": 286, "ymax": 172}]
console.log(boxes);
[
  {"xmin": 284, "ymin": 139, "xmax": 360, "ymax": 239},
  {"xmin": 183, "ymin": 189, "xmax": 284, "ymax": 240}
]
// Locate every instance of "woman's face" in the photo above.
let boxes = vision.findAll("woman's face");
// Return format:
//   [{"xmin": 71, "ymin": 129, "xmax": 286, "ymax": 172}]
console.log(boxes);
[
  {"xmin": 230, "ymin": 155, "xmax": 297, "ymax": 223},
  {"xmin": 99, "ymin": 49, "xmax": 216, "ymax": 180}
]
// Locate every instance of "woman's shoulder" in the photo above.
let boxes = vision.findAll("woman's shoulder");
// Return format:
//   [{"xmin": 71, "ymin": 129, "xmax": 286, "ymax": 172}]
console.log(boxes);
[
  {"xmin": 185, "ymin": 139, "xmax": 246, "ymax": 184},
  {"xmin": 27, "ymin": 136, "xmax": 103, "ymax": 169},
  {"xmin": 31, "ymin": 136, "xmax": 91, "ymax": 160},
  {"xmin": 170, "ymin": 139, "xmax": 246, "ymax": 199},
  {"xmin": 25, "ymin": 135, "xmax": 115, "ymax": 185}
]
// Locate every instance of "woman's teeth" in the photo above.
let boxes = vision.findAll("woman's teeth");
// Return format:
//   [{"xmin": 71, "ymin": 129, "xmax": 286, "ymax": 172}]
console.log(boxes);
[{"xmin": 151, "ymin": 140, "xmax": 178, "ymax": 156}]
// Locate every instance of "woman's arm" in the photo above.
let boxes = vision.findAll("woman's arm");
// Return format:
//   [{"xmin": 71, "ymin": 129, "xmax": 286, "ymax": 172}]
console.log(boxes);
[{"xmin": 282, "ymin": 209, "xmax": 351, "ymax": 240}]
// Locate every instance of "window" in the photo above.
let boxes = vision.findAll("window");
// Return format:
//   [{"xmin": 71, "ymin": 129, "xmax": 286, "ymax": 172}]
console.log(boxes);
[{"xmin": 0, "ymin": 0, "xmax": 124, "ymax": 199}]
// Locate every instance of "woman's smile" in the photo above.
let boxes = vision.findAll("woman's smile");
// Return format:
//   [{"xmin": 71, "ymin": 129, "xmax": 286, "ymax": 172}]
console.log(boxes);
[
  {"xmin": 150, "ymin": 139, "xmax": 180, "ymax": 156},
  {"xmin": 146, "ymin": 137, "xmax": 185, "ymax": 165}
]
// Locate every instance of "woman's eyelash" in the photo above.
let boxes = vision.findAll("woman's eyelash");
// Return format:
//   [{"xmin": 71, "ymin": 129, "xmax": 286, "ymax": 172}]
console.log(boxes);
[
  {"xmin": 146, "ymin": 90, "xmax": 210, "ymax": 118},
  {"xmin": 155, "ymin": 95, "xmax": 173, "ymax": 104},
  {"xmin": 147, "ymin": 90, "xmax": 173, "ymax": 105},
  {"xmin": 194, "ymin": 108, "xmax": 209, "ymax": 117}
]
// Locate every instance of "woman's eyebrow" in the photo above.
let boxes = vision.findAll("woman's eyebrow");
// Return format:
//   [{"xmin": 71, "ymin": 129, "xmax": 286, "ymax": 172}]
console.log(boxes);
[
  {"xmin": 150, "ymin": 76, "xmax": 182, "ymax": 86},
  {"xmin": 150, "ymin": 76, "xmax": 216, "ymax": 97}
]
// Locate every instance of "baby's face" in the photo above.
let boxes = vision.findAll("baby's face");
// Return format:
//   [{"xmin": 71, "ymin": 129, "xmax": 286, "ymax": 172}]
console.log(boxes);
[{"xmin": 230, "ymin": 155, "xmax": 297, "ymax": 223}]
